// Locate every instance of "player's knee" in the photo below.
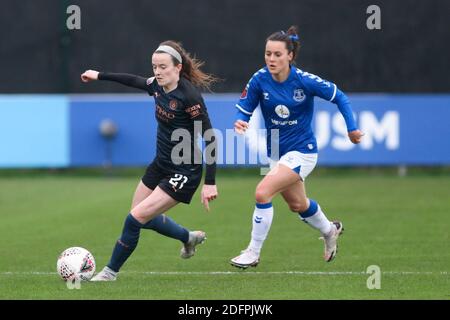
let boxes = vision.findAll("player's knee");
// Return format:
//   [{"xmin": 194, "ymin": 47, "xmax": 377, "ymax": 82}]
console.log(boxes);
[
  {"xmin": 255, "ymin": 187, "xmax": 272, "ymax": 204},
  {"xmin": 288, "ymin": 202, "xmax": 309, "ymax": 213},
  {"xmin": 130, "ymin": 204, "xmax": 154, "ymax": 223}
]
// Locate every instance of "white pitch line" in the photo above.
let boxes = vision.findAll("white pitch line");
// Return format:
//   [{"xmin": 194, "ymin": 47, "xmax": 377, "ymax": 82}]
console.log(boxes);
[
  {"xmin": 0, "ymin": 271, "xmax": 448, "ymax": 276},
  {"xmin": 129, "ymin": 271, "xmax": 449, "ymax": 275}
]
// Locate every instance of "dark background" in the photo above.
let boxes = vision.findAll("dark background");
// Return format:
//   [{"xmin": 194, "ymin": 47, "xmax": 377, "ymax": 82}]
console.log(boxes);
[{"xmin": 1, "ymin": 0, "xmax": 448, "ymax": 93}]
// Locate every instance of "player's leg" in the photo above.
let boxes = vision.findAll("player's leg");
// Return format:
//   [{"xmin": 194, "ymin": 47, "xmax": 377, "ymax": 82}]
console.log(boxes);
[
  {"xmin": 130, "ymin": 180, "xmax": 152, "ymax": 209},
  {"xmin": 280, "ymin": 153, "xmax": 344, "ymax": 262},
  {"xmin": 230, "ymin": 164, "xmax": 300, "ymax": 268},
  {"xmin": 132, "ymin": 180, "xmax": 192, "ymax": 245},
  {"xmin": 281, "ymin": 181, "xmax": 334, "ymax": 234},
  {"xmin": 156, "ymin": 169, "xmax": 206, "ymax": 259},
  {"xmin": 92, "ymin": 187, "xmax": 179, "ymax": 281}
]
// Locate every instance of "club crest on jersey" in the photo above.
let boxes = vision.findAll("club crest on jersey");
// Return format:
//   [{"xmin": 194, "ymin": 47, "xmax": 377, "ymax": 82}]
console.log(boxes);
[
  {"xmin": 275, "ymin": 104, "xmax": 290, "ymax": 119},
  {"xmin": 293, "ymin": 89, "xmax": 305, "ymax": 102},
  {"xmin": 169, "ymin": 99, "xmax": 178, "ymax": 110}
]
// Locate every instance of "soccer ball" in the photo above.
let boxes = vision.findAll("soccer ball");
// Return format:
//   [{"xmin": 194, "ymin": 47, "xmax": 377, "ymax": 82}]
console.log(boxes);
[{"xmin": 56, "ymin": 247, "xmax": 96, "ymax": 282}]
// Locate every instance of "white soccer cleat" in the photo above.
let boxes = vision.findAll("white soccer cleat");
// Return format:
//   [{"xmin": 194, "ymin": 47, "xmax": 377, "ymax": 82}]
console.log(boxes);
[
  {"xmin": 90, "ymin": 266, "xmax": 117, "ymax": 282},
  {"xmin": 320, "ymin": 221, "xmax": 344, "ymax": 262},
  {"xmin": 230, "ymin": 248, "xmax": 260, "ymax": 269},
  {"xmin": 180, "ymin": 231, "xmax": 207, "ymax": 259}
]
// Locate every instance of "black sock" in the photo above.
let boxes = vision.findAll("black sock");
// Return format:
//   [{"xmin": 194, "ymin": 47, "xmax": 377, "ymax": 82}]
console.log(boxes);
[
  {"xmin": 143, "ymin": 214, "xmax": 189, "ymax": 243},
  {"xmin": 107, "ymin": 213, "xmax": 143, "ymax": 272}
]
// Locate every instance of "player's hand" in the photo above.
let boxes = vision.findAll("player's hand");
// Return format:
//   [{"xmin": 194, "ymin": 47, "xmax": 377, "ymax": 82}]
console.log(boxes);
[
  {"xmin": 234, "ymin": 120, "xmax": 249, "ymax": 134},
  {"xmin": 348, "ymin": 129, "xmax": 364, "ymax": 144},
  {"xmin": 81, "ymin": 70, "xmax": 99, "ymax": 82},
  {"xmin": 201, "ymin": 184, "xmax": 218, "ymax": 212}
]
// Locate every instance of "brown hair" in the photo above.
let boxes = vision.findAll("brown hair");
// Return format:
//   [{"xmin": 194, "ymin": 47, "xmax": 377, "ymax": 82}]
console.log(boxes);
[
  {"xmin": 266, "ymin": 25, "xmax": 301, "ymax": 63},
  {"xmin": 156, "ymin": 40, "xmax": 218, "ymax": 91}
]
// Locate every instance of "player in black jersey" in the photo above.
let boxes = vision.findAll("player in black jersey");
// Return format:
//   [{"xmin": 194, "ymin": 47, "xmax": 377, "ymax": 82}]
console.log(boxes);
[{"xmin": 81, "ymin": 41, "xmax": 218, "ymax": 281}]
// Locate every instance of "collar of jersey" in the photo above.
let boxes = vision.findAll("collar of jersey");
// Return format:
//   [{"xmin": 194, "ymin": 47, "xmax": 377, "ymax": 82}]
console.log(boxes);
[
  {"xmin": 156, "ymin": 83, "xmax": 184, "ymax": 100},
  {"xmin": 266, "ymin": 65, "xmax": 296, "ymax": 86}
]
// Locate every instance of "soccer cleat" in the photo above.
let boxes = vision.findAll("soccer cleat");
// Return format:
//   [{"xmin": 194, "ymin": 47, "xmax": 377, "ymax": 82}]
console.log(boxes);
[
  {"xmin": 320, "ymin": 221, "xmax": 344, "ymax": 262},
  {"xmin": 90, "ymin": 266, "xmax": 117, "ymax": 282},
  {"xmin": 180, "ymin": 231, "xmax": 207, "ymax": 259},
  {"xmin": 230, "ymin": 248, "xmax": 260, "ymax": 269}
]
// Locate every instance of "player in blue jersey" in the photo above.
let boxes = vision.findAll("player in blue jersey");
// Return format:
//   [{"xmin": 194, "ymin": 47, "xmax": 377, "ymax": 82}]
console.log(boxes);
[{"xmin": 230, "ymin": 26, "xmax": 364, "ymax": 269}]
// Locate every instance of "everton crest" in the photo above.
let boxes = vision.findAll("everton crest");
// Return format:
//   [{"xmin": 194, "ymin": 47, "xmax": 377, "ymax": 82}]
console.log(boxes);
[{"xmin": 293, "ymin": 89, "xmax": 305, "ymax": 102}]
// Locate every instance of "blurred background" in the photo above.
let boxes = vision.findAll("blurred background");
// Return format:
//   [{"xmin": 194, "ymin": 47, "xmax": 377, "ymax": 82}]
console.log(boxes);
[
  {"xmin": 1, "ymin": 0, "xmax": 449, "ymax": 169},
  {"xmin": 1, "ymin": 0, "xmax": 449, "ymax": 93}
]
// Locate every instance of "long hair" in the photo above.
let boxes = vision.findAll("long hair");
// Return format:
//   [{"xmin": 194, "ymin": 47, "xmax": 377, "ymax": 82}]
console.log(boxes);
[
  {"xmin": 266, "ymin": 25, "xmax": 301, "ymax": 63},
  {"xmin": 156, "ymin": 40, "xmax": 219, "ymax": 91}
]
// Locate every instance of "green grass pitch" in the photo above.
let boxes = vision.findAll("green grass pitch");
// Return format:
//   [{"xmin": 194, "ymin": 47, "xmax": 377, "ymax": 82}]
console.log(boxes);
[{"xmin": 0, "ymin": 169, "xmax": 448, "ymax": 299}]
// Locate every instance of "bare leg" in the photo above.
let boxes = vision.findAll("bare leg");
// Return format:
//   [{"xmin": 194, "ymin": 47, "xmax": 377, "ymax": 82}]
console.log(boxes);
[
  {"xmin": 281, "ymin": 180, "xmax": 310, "ymax": 213},
  {"xmin": 129, "ymin": 181, "xmax": 190, "ymax": 243},
  {"xmin": 254, "ymin": 164, "xmax": 301, "ymax": 204},
  {"xmin": 130, "ymin": 181, "xmax": 153, "ymax": 210},
  {"xmin": 130, "ymin": 186, "xmax": 179, "ymax": 224}
]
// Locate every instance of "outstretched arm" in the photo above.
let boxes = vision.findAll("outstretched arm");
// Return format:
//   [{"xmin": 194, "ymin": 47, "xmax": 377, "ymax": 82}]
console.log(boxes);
[{"xmin": 81, "ymin": 70, "xmax": 153, "ymax": 92}]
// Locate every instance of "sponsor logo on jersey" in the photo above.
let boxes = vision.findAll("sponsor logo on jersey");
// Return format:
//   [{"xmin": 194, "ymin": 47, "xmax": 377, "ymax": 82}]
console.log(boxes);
[
  {"xmin": 156, "ymin": 105, "xmax": 175, "ymax": 122},
  {"xmin": 271, "ymin": 118, "xmax": 298, "ymax": 126},
  {"xmin": 275, "ymin": 104, "xmax": 290, "ymax": 119},
  {"xmin": 185, "ymin": 104, "xmax": 202, "ymax": 119},
  {"xmin": 293, "ymin": 89, "xmax": 305, "ymax": 102}
]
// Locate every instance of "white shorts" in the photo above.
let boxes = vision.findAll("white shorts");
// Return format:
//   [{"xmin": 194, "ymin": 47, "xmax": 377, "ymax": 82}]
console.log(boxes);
[{"xmin": 269, "ymin": 151, "xmax": 318, "ymax": 181}]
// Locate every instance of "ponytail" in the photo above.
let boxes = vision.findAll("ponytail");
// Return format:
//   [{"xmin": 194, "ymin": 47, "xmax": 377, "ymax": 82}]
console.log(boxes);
[{"xmin": 157, "ymin": 40, "xmax": 219, "ymax": 91}]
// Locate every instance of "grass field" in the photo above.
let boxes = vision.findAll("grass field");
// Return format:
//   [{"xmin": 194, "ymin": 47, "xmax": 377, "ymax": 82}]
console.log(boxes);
[{"xmin": 0, "ymin": 169, "xmax": 448, "ymax": 299}]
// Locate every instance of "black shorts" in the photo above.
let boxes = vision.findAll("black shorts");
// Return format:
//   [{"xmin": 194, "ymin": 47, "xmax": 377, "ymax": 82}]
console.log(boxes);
[{"xmin": 141, "ymin": 160, "xmax": 202, "ymax": 204}]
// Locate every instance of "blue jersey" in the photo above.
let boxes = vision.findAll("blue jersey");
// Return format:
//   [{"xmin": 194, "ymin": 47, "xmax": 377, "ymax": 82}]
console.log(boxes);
[{"xmin": 236, "ymin": 66, "xmax": 357, "ymax": 157}]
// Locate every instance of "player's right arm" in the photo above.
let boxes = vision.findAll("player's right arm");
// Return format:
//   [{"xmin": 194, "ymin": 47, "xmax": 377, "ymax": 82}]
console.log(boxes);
[
  {"xmin": 234, "ymin": 73, "xmax": 262, "ymax": 134},
  {"xmin": 81, "ymin": 69, "xmax": 154, "ymax": 93}
]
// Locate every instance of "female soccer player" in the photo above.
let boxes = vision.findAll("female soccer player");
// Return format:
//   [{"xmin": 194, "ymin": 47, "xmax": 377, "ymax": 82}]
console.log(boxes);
[
  {"xmin": 81, "ymin": 41, "xmax": 218, "ymax": 281},
  {"xmin": 230, "ymin": 26, "xmax": 364, "ymax": 269}
]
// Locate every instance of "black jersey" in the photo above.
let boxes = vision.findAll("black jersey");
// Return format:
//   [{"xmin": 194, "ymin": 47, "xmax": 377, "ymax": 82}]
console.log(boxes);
[{"xmin": 98, "ymin": 72, "xmax": 216, "ymax": 184}]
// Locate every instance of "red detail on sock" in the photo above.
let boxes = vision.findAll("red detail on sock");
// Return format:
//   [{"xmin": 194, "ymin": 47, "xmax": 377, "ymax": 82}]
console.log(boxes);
[{"xmin": 117, "ymin": 239, "xmax": 129, "ymax": 249}]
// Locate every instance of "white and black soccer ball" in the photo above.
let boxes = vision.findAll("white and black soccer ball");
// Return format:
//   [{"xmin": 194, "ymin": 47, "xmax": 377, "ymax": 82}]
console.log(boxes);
[{"xmin": 56, "ymin": 247, "xmax": 96, "ymax": 282}]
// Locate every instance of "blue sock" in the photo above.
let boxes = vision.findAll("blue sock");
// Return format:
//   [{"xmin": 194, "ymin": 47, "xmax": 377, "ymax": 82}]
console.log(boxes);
[
  {"xmin": 143, "ymin": 214, "xmax": 189, "ymax": 243},
  {"xmin": 107, "ymin": 213, "xmax": 143, "ymax": 272},
  {"xmin": 298, "ymin": 199, "xmax": 318, "ymax": 222}
]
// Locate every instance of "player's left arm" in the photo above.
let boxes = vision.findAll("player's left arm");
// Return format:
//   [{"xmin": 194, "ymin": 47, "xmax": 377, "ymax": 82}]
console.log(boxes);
[
  {"xmin": 185, "ymin": 95, "xmax": 218, "ymax": 211},
  {"xmin": 305, "ymin": 74, "xmax": 363, "ymax": 144},
  {"xmin": 200, "ymin": 114, "xmax": 218, "ymax": 211}
]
